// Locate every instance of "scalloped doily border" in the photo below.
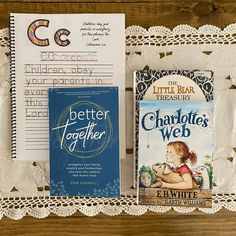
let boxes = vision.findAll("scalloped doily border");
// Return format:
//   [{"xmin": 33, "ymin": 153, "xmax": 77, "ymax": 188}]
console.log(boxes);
[
  {"xmin": 0, "ymin": 194, "xmax": 235, "ymax": 220},
  {"xmin": 125, "ymin": 24, "xmax": 236, "ymax": 36}
]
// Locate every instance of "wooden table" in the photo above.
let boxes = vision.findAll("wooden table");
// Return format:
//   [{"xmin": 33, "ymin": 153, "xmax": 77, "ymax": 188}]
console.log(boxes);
[{"xmin": 1, "ymin": 0, "xmax": 236, "ymax": 235}]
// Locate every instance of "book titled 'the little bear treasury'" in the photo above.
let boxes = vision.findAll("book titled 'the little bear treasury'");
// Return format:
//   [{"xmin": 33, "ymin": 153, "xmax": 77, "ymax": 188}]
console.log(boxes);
[{"xmin": 49, "ymin": 87, "xmax": 120, "ymax": 197}]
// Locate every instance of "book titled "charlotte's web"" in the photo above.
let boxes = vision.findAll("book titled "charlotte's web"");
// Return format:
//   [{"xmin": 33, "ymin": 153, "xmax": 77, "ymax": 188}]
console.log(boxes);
[
  {"xmin": 49, "ymin": 87, "xmax": 120, "ymax": 197},
  {"xmin": 138, "ymin": 101, "xmax": 213, "ymax": 207}
]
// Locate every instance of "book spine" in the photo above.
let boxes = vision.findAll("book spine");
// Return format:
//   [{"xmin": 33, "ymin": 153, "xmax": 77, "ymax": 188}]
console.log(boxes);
[{"xmin": 10, "ymin": 15, "xmax": 17, "ymax": 159}]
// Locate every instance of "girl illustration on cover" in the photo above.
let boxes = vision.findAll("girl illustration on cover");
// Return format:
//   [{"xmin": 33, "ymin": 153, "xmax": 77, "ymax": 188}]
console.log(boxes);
[{"xmin": 155, "ymin": 141, "xmax": 198, "ymax": 190}]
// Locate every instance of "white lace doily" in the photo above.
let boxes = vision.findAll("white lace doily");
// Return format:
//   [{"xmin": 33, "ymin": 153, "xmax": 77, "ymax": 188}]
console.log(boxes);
[{"xmin": 1, "ymin": 25, "xmax": 236, "ymax": 219}]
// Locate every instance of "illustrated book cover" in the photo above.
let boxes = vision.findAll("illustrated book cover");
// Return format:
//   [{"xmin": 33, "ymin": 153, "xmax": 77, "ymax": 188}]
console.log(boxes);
[
  {"xmin": 138, "ymin": 100, "xmax": 213, "ymax": 207},
  {"xmin": 49, "ymin": 87, "xmax": 120, "ymax": 197},
  {"xmin": 133, "ymin": 70, "xmax": 214, "ymax": 186}
]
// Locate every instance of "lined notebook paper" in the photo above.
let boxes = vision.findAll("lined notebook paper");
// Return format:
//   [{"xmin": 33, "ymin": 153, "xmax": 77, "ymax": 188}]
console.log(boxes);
[{"xmin": 10, "ymin": 13, "xmax": 125, "ymax": 161}]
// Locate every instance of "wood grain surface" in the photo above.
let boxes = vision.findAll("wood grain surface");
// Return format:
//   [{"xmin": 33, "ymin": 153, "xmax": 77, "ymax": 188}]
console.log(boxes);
[
  {"xmin": 1, "ymin": 209, "xmax": 236, "ymax": 236},
  {"xmin": 1, "ymin": 0, "xmax": 236, "ymax": 235},
  {"xmin": 0, "ymin": 0, "xmax": 236, "ymax": 28}
]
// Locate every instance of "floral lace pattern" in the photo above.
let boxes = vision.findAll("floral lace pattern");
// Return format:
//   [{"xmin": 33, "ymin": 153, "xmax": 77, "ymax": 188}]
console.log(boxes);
[{"xmin": 1, "ymin": 25, "xmax": 236, "ymax": 219}]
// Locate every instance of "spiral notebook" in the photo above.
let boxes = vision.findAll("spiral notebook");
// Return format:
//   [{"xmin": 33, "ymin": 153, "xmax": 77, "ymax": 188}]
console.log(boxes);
[{"xmin": 9, "ymin": 13, "xmax": 125, "ymax": 161}]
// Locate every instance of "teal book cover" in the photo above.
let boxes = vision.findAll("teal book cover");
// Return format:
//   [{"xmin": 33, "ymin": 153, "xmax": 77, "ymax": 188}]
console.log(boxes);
[
  {"xmin": 49, "ymin": 87, "xmax": 120, "ymax": 197},
  {"xmin": 138, "ymin": 101, "xmax": 213, "ymax": 207}
]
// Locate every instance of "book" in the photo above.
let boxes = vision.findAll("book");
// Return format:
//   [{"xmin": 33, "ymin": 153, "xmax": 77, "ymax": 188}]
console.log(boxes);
[
  {"xmin": 9, "ymin": 13, "xmax": 125, "ymax": 161},
  {"xmin": 138, "ymin": 101, "xmax": 213, "ymax": 207},
  {"xmin": 133, "ymin": 70, "xmax": 214, "ymax": 186},
  {"xmin": 49, "ymin": 87, "xmax": 120, "ymax": 197}
]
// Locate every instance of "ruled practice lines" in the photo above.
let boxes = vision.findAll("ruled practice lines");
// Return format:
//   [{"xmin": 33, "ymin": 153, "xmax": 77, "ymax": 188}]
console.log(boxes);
[{"xmin": 24, "ymin": 51, "xmax": 113, "ymax": 151}]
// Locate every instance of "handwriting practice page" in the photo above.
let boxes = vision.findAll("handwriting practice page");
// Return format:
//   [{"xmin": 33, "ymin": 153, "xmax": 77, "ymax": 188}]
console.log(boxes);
[{"xmin": 11, "ymin": 14, "xmax": 125, "ymax": 161}]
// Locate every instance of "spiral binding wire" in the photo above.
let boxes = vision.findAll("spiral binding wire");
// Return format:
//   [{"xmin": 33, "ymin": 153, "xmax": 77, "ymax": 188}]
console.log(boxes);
[{"xmin": 10, "ymin": 15, "xmax": 17, "ymax": 159}]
